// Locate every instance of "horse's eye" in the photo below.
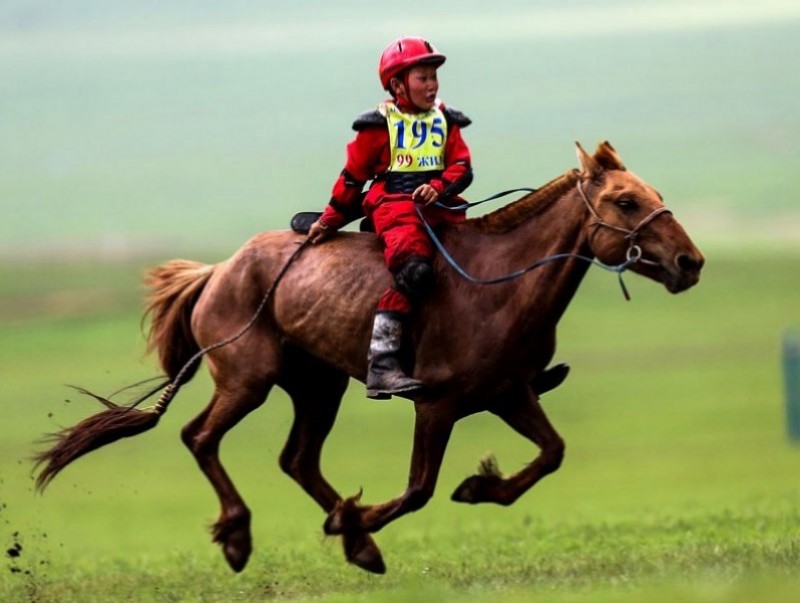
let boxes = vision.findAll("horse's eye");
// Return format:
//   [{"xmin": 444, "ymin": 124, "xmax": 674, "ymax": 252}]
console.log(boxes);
[{"xmin": 616, "ymin": 198, "xmax": 638, "ymax": 212}]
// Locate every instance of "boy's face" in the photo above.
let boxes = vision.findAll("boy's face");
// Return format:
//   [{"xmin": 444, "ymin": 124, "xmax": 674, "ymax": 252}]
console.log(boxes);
[{"xmin": 393, "ymin": 65, "xmax": 439, "ymax": 111}]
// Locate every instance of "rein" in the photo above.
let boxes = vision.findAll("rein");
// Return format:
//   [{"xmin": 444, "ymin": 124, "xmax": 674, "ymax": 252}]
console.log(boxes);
[
  {"xmin": 433, "ymin": 187, "xmax": 538, "ymax": 211},
  {"xmin": 417, "ymin": 178, "xmax": 673, "ymax": 301}
]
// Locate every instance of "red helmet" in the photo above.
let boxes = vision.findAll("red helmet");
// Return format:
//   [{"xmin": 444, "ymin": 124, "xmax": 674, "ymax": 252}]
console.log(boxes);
[{"xmin": 378, "ymin": 36, "xmax": 446, "ymax": 90}]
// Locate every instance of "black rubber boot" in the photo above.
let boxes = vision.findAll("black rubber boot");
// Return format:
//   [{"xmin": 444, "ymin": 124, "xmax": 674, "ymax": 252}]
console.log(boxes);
[
  {"xmin": 366, "ymin": 312, "xmax": 424, "ymax": 400},
  {"xmin": 531, "ymin": 363, "xmax": 570, "ymax": 396}
]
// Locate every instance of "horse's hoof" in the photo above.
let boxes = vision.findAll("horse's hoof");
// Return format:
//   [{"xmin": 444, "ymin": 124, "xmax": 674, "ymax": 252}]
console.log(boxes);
[
  {"xmin": 452, "ymin": 474, "xmax": 510, "ymax": 506},
  {"xmin": 452, "ymin": 474, "xmax": 504, "ymax": 504},
  {"xmin": 451, "ymin": 475, "xmax": 483, "ymax": 504},
  {"xmin": 217, "ymin": 525, "xmax": 252, "ymax": 572},
  {"xmin": 343, "ymin": 532, "xmax": 386, "ymax": 574},
  {"xmin": 212, "ymin": 510, "xmax": 252, "ymax": 573},
  {"xmin": 223, "ymin": 538, "xmax": 251, "ymax": 573}
]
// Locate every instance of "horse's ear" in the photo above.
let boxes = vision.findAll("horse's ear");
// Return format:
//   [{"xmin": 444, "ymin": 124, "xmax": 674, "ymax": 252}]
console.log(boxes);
[
  {"xmin": 575, "ymin": 141, "xmax": 601, "ymax": 177},
  {"xmin": 594, "ymin": 141, "xmax": 626, "ymax": 171}
]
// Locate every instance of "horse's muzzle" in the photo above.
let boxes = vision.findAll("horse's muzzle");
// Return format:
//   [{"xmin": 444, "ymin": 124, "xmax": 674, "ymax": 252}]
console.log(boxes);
[{"xmin": 664, "ymin": 250, "xmax": 704, "ymax": 293}]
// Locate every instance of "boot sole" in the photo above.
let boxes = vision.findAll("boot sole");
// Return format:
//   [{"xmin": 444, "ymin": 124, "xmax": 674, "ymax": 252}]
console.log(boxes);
[{"xmin": 366, "ymin": 384, "xmax": 424, "ymax": 400}]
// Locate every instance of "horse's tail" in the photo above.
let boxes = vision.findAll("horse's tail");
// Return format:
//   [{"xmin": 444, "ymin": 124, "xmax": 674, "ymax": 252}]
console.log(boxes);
[
  {"xmin": 34, "ymin": 260, "xmax": 216, "ymax": 492},
  {"xmin": 144, "ymin": 259, "xmax": 215, "ymax": 381}
]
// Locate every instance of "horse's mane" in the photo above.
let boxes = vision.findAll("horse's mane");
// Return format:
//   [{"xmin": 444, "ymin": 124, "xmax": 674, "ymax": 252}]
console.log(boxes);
[{"xmin": 468, "ymin": 169, "xmax": 580, "ymax": 234}]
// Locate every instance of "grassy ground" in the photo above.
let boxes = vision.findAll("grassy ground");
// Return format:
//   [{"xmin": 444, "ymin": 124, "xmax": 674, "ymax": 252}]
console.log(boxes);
[
  {"xmin": 1, "ymin": 251, "xmax": 799, "ymax": 602},
  {"xmin": 2, "ymin": 2, "xmax": 799, "ymax": 600}
]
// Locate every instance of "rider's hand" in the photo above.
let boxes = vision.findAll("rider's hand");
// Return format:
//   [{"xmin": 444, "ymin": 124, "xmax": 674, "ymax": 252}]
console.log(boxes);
[
  {"xmin": 308, "ymin": 219, "xmax": 335, "ymax": 244},
  {"xmin": 413, "ymin": 184, "xmax": 439, "ymax": 206}
]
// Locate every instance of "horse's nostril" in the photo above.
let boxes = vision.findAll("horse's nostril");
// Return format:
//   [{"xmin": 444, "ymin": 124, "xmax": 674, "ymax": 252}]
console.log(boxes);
[{"xmin": 676, "ymin": 253, "xmax": 701, "ymax": 273}]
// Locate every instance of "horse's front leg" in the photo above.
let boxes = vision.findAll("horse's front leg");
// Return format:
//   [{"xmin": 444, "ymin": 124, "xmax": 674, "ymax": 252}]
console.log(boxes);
[
  {"xmin": 279, "ymin": 356, "xmax": 386, "ymax": 574},
  {"xmin": 452, "ymin": 384, "xmax": 565, "ymax": 506},
  {"xmin": 323, "ymin": 400, "xmax": 455, "ymax": 535}
]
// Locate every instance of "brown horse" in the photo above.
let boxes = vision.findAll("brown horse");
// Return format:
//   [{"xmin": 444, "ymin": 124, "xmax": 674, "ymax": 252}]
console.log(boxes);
[{"xmin": 35, "ymin": 141, "xmax": 704, "ymax": 574}]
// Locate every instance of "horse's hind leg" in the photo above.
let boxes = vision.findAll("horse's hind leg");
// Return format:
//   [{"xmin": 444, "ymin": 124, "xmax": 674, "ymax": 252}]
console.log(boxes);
[
  {"xmin": 181, "ymin": 378, "xmax": 271, "ymax": 572},
  {"xmin": 451, "ymin": 383, "xmax": 565, "ymax": 506},
  {"xmin": 278, "ymin": 349, "xmax": 386, "ymax": 574}
]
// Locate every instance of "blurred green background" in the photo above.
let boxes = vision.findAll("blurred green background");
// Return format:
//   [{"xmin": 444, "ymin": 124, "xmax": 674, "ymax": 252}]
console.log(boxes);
[{"xmin": 1, "ymin": 1, "xmax": 799, "ymax": 602}]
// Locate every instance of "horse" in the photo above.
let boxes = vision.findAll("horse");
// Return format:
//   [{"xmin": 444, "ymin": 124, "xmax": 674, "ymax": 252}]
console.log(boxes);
[{"xmin": 35, "ymin": 141, "xmax": 704, "ymax": 575}]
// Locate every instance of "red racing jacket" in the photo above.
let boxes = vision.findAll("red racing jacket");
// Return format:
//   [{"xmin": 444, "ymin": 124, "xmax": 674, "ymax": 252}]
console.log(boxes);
[{"xmin": 320, "ymin": 99, "xmax": 473, "ymax": 230}]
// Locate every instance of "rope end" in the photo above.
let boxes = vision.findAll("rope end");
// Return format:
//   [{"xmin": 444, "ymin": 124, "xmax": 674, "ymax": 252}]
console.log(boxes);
[
  {"xmin": 150, "ymin": 384, "xmax": 176, "ymax": 416},
  {"xmin": 618, "ymin": 273, "xmax": 632, "ymax": 301}
]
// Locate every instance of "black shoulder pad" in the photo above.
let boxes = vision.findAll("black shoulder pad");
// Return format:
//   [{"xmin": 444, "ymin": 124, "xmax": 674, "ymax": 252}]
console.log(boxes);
[
  {"xmin": 442, "ymin": 106, "xmax": 471, "ymax": 128},
  {"xmin": 352, "ymin": 109, "xmax": 386, "ymax": 131}
]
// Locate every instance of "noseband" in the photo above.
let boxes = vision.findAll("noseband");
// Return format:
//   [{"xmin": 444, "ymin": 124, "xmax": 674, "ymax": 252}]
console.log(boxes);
[{"xmin": 576, "ymin": 177, "xmax": 672, "ymax": 266}]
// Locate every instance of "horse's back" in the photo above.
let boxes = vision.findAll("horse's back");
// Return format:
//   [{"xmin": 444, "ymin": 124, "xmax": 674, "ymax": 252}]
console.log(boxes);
[{"xmin": 197, "ymin": 230, "xmax": 391, "ymax": 377}]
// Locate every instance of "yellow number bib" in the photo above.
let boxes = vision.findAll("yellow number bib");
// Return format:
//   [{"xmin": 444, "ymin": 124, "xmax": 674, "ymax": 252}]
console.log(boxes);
[{"xmin": 380, "ymin": 101, "xmax": 448, "ymax": 173}]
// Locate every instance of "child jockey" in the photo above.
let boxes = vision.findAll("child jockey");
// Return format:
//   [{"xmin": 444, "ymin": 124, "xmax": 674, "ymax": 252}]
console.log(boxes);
[{"xmin": 308, "ymin": 36, "xmax": 473, "ymax": 399}]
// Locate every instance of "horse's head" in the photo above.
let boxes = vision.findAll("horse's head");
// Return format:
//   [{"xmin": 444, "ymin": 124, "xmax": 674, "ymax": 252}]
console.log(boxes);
[{"xmin": 575, "ymin": 141, "xmax": 704, "ymax": 293}]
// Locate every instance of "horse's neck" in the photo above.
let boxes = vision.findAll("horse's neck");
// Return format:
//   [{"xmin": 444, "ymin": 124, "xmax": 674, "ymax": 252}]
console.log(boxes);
[
  {"xmin": 509, "ymin": 186, "xmax": 589, "ymax": 324},
  {"xmin": 451, "ymin": 177, "xmax": 592, "ymax": 333}
]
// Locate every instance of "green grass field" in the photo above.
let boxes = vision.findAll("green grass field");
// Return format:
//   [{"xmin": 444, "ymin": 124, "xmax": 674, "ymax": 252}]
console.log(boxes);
[
  {"xmin": 1, "ymin": 251, "xmax": 799, "ymax": 602},
  {"xmin": 2, "ymin": 1, "xmax": 800, "ymax": 601}
]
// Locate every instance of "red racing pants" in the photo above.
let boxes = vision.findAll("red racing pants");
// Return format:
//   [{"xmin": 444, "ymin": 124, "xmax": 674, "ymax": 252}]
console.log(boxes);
[{"xmin": 369, "ymin": 198, "xmax": 465, "ymax": 315}]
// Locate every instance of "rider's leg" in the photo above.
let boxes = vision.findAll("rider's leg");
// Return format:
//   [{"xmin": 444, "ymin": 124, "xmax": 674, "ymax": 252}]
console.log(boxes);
[
  {"xmin": 365, "ymin": 201, "xmax": 434, "ymax": 400},
  {"xmin": 366, "ymin": 308, "xmax": 424, "ymax": 399}
]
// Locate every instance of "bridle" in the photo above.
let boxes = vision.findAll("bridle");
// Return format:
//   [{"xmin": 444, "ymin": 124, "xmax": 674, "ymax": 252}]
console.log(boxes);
[{"xmin": 576, "ymin": 177, "xmax": 672, "ymax": 267}]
